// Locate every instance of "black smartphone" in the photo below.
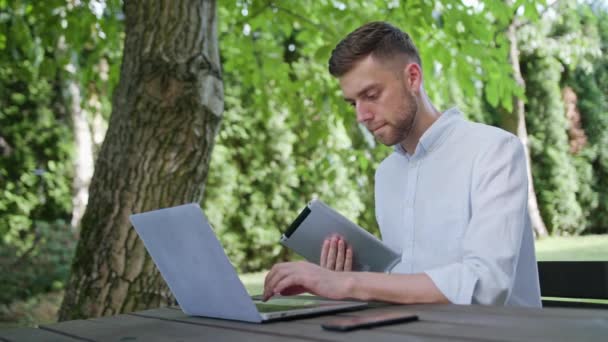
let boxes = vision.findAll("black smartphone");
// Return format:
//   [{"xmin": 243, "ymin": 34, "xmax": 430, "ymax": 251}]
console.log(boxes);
[{"xmin": 321, "ymin": 311, "xmax": 419, "ymax": 332}]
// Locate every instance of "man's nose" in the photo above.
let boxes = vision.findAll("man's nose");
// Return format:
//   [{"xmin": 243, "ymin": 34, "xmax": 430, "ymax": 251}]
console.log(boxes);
[{"xmin": 356, "ymin": 102, "xmax": 373, "ymax": 123}]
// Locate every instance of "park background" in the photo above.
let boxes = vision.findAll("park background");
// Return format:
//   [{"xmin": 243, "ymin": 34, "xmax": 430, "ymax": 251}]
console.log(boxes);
[{"xmin": 1, "ymin": 0, "xmax": 607, "ymax": 329}]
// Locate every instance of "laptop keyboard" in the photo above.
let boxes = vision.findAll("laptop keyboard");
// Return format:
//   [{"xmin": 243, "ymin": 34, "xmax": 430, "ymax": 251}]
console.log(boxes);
[{"xmin": 253, "ymin": 298, "xmax": 319, "ymax": 313}]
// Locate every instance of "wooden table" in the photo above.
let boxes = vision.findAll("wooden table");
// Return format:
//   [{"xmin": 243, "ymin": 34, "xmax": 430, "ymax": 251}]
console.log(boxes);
[{"xmin": 2, "ymin": 301, "xmax": 607, "ymax": 341}]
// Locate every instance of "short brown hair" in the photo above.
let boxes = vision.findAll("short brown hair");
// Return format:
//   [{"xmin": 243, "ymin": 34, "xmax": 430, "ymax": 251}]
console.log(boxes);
[{"xmin": 328, "ymin": 22, "xmax": 421, "ymax": 77}]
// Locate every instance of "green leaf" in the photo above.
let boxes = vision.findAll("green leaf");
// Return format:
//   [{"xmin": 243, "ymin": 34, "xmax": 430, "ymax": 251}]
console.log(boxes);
[
  {"xmin": 486, "ymin": 80, "xmax": 499, "ymax": 107},
  {"xmin": 314, "ymin": 44, "xmax": 333, "ymax": 63},
  {"xmin": 523, "ymin": 1, "xmax": 541, "ymax": 22}
]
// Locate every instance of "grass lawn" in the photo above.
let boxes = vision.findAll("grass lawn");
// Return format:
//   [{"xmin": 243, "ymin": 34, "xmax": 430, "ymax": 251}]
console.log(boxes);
[
  {"xmin": 535, "ymin": 234, "xmax": 608, "ymax": 261},
  {"xmin": 240, "ymin": 271, "xmax": 267, "ymax": 296},
  {"xmin": 1, "ymin": 235, "xmax": 606, "ymax": 330}
]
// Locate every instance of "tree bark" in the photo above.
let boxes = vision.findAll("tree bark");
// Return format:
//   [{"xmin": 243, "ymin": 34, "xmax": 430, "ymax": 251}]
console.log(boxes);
[
  {"xmin": 506, "ymin": 19, "xmax": 548, "ymax": 238},
  {"xmin": 59, "ymin": 0, "xmax": 223, "ymax": 320}
]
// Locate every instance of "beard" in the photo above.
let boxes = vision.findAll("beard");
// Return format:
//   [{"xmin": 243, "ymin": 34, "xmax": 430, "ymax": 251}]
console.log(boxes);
[{"xmin": 375, "ymin": 90, "xmax": 418, "ymax": 146}]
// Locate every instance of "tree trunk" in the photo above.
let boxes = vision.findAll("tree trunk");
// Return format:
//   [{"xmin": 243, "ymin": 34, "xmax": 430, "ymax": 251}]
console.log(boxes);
[
  {"xmin": 67, "ymin": 79, "xmax": 95, "ymax": 230},
  {"xmin": 59, "ymin": 0, "xmax": 223, "ymax": 320},
  {"xmin": 506, "ymin": 19, "xmax": 548, "ymax": 238}
]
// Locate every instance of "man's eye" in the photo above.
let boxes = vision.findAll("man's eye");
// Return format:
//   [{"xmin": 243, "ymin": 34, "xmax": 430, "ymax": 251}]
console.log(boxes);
[{"xmin": 366, "ymin": 93, "xmax": 378, "ymax": 100}]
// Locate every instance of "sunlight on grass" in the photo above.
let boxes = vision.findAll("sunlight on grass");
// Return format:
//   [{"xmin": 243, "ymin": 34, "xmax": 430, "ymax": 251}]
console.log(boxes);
[
  {"xmin": 534, "ymin": 234, "xmax": 608, "ymax": 261},
  {"xmin": 239, "ymin": 271, "xmax": 266, "ymax": 295},
  {"xmin": 542, "ymin": 297, "xmax": 608, "ymax": 305}
]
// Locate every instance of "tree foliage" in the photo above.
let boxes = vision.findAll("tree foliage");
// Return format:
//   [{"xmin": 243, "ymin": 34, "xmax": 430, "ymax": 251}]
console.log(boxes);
[
  {"xmin": 0, "ymin": 0, "xmax": 122, "ymax": 304},
  {"xmin": 524, "ymin": 55, "xmax": 584, "ymax": 234},
  {"xmin": 564, "ymin": 3, "xmax": 608, "ymax": 233},
  {"xmin": 519, "ymin": 0, "xmax": 605, "ymax": 234}
]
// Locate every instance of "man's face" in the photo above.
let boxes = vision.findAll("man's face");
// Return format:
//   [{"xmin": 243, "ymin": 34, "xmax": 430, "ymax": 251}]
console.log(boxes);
[{"xmin": 339, "ymin": 55, "xmax": 418, "ymax": 146}]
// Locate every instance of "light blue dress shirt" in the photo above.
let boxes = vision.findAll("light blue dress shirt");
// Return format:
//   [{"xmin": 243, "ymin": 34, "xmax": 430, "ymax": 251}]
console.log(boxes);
[{"xmin": 375, "ymin": 108, "xmax": 542, "ymax": 307}]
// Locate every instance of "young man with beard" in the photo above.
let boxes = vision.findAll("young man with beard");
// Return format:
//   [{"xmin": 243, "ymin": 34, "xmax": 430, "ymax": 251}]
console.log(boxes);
[{"xmin": 263, "ymin": 22, "xmax": 541, "ymax": 307}]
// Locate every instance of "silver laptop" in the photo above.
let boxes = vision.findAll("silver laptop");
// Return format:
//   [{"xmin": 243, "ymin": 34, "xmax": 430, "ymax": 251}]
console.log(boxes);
[{"xmin": 129, "ymin": 203, "xmax": 368, "ymax": 323}]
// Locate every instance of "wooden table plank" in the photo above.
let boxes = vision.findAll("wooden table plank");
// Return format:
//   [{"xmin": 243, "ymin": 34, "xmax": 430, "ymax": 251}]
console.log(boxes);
[
  {"xmin": 135, "ymin": 304, "xmax": 608, "ymax": 342},
  {"xmin": 38, "ymin": 313, "xmax": 315, "ymax": 342},
  {"xmin": 8, "ymin": 301, "xmax": 608, "ymax": 341},
  {"xmin": 132, "ymin": 307, "xmax": 469, "ymax": 342},
  {"xmin": 333, "ymin": 305, "xmax": 608, "ymax": 342},
  {"xmin": 40, "ymin": 314, "xmax": 292, "ymax": 342},
  {"xmin": 0, "ymin": 326, "xmax": 84, "ymax": 342},
  {"xmin": 405, "ymin": 302, "xmax": 608, "ymax": 319}
]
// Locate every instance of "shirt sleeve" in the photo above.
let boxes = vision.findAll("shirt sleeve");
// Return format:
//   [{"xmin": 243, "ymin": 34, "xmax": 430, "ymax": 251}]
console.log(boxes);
[{"xmin": 425, "ymin": 134, "xmax": 529, "ymax": 305}]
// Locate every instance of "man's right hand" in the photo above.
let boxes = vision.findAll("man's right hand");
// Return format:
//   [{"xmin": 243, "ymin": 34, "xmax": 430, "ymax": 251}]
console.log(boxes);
[{"xmin": 320, "ymin": 235, "xmax": 353, "ymax": 271}]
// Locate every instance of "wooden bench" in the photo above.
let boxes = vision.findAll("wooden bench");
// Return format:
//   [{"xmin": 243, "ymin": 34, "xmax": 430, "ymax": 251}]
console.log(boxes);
[{"xmin": 538, "ymin": 261, "xmax": 608, "ymax": 309}]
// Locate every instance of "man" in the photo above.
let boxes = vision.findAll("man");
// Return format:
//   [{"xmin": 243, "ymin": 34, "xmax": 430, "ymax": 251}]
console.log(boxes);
[{"xmin": 263, "ymin": 22, "xmax": 541, "ymax": 307}]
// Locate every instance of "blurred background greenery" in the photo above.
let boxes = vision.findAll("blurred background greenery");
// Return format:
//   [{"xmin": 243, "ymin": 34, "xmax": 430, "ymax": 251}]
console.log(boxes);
[{"xmin": 1, "ymin": 0, "xmax": 607, "ymax": 329}]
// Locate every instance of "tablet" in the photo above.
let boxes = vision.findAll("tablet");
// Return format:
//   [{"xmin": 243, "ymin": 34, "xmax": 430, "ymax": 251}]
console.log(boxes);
[{"xmin": 279, "ymin": 199, "xmax": 401, "ymax": 272}]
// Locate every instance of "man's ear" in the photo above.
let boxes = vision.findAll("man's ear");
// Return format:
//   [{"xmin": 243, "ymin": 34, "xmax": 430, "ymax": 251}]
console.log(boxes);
[{"xmin": 403, "ymin": 63, "xmax": 422, "ymax": 93}]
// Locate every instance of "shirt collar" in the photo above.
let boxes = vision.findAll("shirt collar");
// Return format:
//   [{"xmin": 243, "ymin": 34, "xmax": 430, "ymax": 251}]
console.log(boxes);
[{"xmin": 394, "ymin": 107, "xmax": 462, "ymax": 157}]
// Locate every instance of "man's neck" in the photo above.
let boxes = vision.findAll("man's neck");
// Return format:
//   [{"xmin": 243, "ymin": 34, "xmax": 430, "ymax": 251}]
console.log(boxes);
[{"xmin": 400, "ymin": 102, "xmax": 441, "ymax": 155}]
